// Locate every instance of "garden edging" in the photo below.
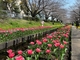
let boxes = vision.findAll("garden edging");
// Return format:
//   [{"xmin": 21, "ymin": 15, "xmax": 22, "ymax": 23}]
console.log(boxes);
[{"xmin": 0, "ymin": 28, "xmax": 58, "ymax": 50}]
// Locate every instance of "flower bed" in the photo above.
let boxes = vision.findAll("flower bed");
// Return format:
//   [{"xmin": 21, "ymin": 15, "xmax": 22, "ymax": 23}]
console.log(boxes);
[
  {"xmin": 0, "ymin": 26, "xmax": 60, "ymax": 50},
  {"xmin": 7, "ymin": 26, "xmax": 71, "ymax": 60},
  {"xmin": 0, "ymin": 26, "xmax": 54, "ymax": 43}
]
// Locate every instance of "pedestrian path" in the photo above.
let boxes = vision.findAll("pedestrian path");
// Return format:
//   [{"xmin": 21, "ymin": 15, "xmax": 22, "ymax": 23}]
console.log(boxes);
[{"xmin": 71, "ymin": 26, "xmax": 80, "ymax": 60}]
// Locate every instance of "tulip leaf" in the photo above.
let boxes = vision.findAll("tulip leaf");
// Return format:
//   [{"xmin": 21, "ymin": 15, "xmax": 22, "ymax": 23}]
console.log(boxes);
[
  {"xmin": 65, "ymin": 48, "xmax": 67, "ymax": 52},
  {"xmin": 27, "ymin": 57, "xmax": 32, "ymax": 60},
  {"xmin": 54, "ymin": 48, "xmax": 58, "ymax": 52},
  {"xmin": 61, "ymin": 53, "xmax": 65, "ymax": 60}
]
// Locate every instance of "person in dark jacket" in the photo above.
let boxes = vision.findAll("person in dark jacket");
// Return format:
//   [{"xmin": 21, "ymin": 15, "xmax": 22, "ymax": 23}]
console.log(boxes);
[{"xmin": 75, "ymin": 20, "xmax": 79, "ymax": 29}]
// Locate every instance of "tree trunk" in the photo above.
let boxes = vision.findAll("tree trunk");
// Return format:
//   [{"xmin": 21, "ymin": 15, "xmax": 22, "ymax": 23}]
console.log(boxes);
[
  {"xmin": 45, "ymin": 16, "xmax": 48, "ymax": 22},
  {"xmin": 31, "ymin": 13, "xmax": 36, "ymax": 20}
]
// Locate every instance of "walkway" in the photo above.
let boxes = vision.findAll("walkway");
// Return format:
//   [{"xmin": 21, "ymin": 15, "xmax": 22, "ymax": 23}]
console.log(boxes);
[{"xmin": 71, "ymin": 26, "xmax": 80, "ymax": 60}]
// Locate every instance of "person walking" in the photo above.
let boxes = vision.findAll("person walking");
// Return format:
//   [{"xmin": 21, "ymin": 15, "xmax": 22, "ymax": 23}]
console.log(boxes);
[{"xmin": 75, "ymin": 20, "xmax": 79, "ymax": 29}]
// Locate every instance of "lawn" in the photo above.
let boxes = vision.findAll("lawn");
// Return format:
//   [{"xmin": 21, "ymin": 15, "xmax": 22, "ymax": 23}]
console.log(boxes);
[{"xmin": 0, "ymin": 19, "xmax": 63, "ymax": 30}]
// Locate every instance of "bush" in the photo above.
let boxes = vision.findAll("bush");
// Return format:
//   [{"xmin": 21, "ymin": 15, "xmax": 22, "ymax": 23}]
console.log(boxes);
[{"xmin": 0, "ymin": 10, "xmax": 8, "ymax": 20}]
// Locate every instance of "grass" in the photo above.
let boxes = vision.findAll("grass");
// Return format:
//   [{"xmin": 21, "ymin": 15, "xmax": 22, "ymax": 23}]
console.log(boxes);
[{"xmin": 0, "ymin": 19, "xmax": 63, "ymax": 30}]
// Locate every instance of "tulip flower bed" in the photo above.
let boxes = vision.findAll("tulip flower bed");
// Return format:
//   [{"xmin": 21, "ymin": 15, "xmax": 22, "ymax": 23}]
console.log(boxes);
[
  {"xmin": 0, "ymin": 26, "xmax": 54, "ymax": 43},
  {"xmin": 6, "ymin": 26, "xmax": 71, "ymax": 60}
]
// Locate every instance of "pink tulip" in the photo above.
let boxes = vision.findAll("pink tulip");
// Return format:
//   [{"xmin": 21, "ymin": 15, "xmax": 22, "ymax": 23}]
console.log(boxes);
[
  {"xmin": 35, "ymin": 48, "xmax": 41, "ymax": 53},
  {"xmin": 53, "ymin": 35, "xmax": 56, "ymax": 38},
  {"xmin": 65, "ymin": 34, "xmax": 68, "ymax": 38},
  {"xmin": 63, "ymin": 40, "xmax": 68, "ymax": 45},
  {"xmin": 53, "ymin": 40, "xmax": 59, "ymax": 44},
  {"xmin": 17, "ymin": 50, "xmax": 23, "ymax": 55},
  {"xmin": 47, "ymin": 35, "xmax": 52, "ymax": 39},
  {"xmin": 30, "ymin": 42, "xmax": 34, "ymax": 45},
  {"xmin": 60, "ymin": 44, "xmax": 64, "ymax": 49},
  {"xmin": 36, "ymin": 40, "xmax": 41, "ymax": 42},
  {"xmin": 52, "ymin": 40, "xmax": 56, "ymax": 44},
  {"xmin": 46, "ymin": 49, "xmax": 51, "ymax": 54},
  {"xmin": 7, "ymin": 49, "xmax": 13, "ymax": 54},
  {"xmin": 42, "ymin": 39, "xmax": 47, "ymax": 43},
  {"xmin": 58, "ymin": 36, "xmax": 61, "ymax": 38},
  {"xmin": 47, "ymin": 44, "xmax": 52, "ymax": 48},
  {"xmin": 63, "ymin": 34, "xmax": 68, "ymax": 38},
  {"xmin": 15, "ymin": 55, "xmax": 24, "ymax": 60},
  {"xmin": 8, "ymin": 31, "xmax": 13, "ymax": 34},
  {"xmin": 27, "ymin": 49, "xmax": 33, "ymax": 55},
  {"xmin": 36, "ymin": 40, "xmax": 42, "ymax": 45},
  {"xmin": 54, "ymin": 43, "xmax": 60, "ymax": 47},
  {"xmin": 8, "ymin": 52, "xmax": 15, "ymax": 58}
]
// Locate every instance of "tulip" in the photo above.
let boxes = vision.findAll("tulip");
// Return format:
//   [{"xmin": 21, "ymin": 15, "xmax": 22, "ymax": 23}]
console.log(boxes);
[
  {"xmin": 47, "ymin": 44, "xmax": 52, "ymax": 48},
  {"xmin": 35, "ymin": 48, "xmax": 41, "ymax": 53},
  {"xmin": 60, "ymin": 44, "xmax": 64, "ymax": 49},
  {"xmin": 30, "ymin": 42, "xmax": 34, "ymax": 45},
  {"xmin": 47, "ymin": 35, "xmax": 52, "ymax": 39},
  {"xmin": 42, "ymin": 38, "xmax": 47, "ymax": 43},
  {"xmin": 8, "ymin": 52, "xmax": 15, "ymax": 58},
  {"xmin": 7, "ymin": 49, "xmax": 13, "ymax": 54},
  {"xmin": 15, "ymin": 55, "xmax": 24, "ymax": 60},
  {"xmin": 36, "ymin": 40, "xmax": 40, "ymax": 43},
  {"xmin": 36, "ymin": 40, "xmax": 42, "ymax": 45},
  {"xmin": 46, "ymin": 49, "xmax": 51, "ymax": 54},
  {"xmin": 54, "ymin": 43, "xmax": 60, "ymax": 47},
  {"xmin": 27, "ymin": 49, "xmax": 33, "ymax": 55},
  {"xmin": 17, "ymin": 50, "xmax": 23, "ymax": 55},
  {"xmin": 63, "ymin": 40, "xmax": 68, "ymax": 45}
]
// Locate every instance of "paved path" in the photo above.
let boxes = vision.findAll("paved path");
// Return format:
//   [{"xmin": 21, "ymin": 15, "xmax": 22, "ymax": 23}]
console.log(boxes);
[{"xmin": 71, "ymin": 26, "xmax": 80, "ymax": 60}]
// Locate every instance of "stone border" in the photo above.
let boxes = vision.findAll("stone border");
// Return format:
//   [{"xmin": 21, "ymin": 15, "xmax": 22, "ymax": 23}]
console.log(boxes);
[{"xmin": 0, "ymin": 28, "xmax": 58, "ymax": 50}]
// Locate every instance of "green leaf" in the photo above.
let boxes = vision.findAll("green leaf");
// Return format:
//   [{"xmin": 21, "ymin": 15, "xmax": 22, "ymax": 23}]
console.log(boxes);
[
  {"xmin": 54, "ymin": 48, "xmax": 58, "ymax": 52},
  {"xmin": 7, "ymin": 57, "xmax": 14, "ymax": 60},
  {"xmin": 26, "ymin": 57, "xmax": 32, "ymax": 60},
  {"xmin": 65, "ymin": 48, "xmax": 67, "ymax": 52},
  {"xmin": 61, "ymin": 53, "xmax": 65, "ymax": 60}
]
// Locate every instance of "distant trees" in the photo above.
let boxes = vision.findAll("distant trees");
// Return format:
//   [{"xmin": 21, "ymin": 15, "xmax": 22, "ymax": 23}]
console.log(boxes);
[
  {"xmin": 0, "ymin": 0, "xmax": 67, "ymax": 22},
  {"xmin": 21, "ymin": 0, "xmax": 54, "ymax": 20},
  {"xmin": 70, "ymin": 0, "xmax": 80, "ymax": 23}
]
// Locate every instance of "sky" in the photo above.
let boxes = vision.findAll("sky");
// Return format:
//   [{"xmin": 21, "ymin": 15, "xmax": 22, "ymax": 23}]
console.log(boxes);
[
  {"xmin": 63, "ymin": 0, "xmax": 76, "ymax": 18},
  {"xmin": 63, "ymin": 0, "xmax": 76, "ymax": 9}
]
